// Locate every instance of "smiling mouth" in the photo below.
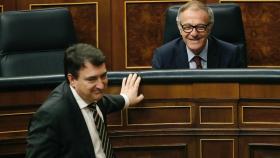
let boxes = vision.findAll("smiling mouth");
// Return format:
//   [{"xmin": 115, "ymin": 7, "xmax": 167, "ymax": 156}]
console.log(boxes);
[
  {"xmin": 188, "ymin": 39, "xmax": 201, "ymax": 43},
  {"xmin": 93, "ymin": 90, "xmax": 103, "ymax": 94}
]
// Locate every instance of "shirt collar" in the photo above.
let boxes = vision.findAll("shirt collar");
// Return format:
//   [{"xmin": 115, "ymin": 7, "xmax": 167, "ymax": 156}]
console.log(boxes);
[
  {"xmin": 70, "ymin": 85, "xmax": 88, "ymax": 109},
  {"xmin": 186, "ymin": 40, "xmax": 208, "ymax": 62}
]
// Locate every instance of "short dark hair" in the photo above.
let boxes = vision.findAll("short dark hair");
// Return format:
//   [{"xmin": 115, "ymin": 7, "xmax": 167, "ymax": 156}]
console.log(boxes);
[{"xmin": 64, "ymin": 43, "xmax": 106, "ymax": 83}]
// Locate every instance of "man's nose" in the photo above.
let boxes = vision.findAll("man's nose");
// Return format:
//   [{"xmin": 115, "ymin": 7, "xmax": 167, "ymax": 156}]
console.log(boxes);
[
  {"xmin": 189, "ymin": 28, "xmax": 199, "ymax": 36},
  {"xmin": 96, "ymin": 78, "xmax": 105, "ymax": 89}
]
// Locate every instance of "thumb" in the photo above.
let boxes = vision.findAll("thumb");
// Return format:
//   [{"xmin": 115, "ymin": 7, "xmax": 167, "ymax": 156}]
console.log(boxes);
[{"xmin": 132, "ymin": 94, "xmax": 144, "ymax": 105}]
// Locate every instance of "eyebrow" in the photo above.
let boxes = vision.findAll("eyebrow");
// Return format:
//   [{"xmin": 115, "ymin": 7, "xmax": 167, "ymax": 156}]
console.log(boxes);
[{"xmin": 85, "ymin": 71, "xmax": 107, "ymax": 81}]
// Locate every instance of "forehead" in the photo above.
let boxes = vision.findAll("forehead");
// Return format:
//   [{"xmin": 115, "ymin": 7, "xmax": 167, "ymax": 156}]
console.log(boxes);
[
  {"xmin": 78, "ymin": 62, "xmax": 107, "ymax": 77},
  {"xmin": 179, "ymin": 8, "xmax": 209, "ymax": 24}
]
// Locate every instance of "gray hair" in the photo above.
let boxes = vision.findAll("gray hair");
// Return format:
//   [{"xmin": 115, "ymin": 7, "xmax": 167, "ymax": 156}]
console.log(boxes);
[{"xmin": 176, "ymin": 1, "xmax": 214, "ymax": 31}]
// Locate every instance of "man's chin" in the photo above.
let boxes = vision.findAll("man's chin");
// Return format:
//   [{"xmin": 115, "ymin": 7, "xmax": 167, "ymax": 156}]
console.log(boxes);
[
  {"xmin": 95, "ymin": 94, "xmax": 103, "ymax": 101},
  {"xmin": 188, "ymin": 46, "xmax": 203, "ymax": 54}
]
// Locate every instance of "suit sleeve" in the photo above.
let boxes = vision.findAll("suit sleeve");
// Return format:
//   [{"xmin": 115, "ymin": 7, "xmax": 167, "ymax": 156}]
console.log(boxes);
[
  {"xmin": 152, "ymin": 49, "xmax": 161, "ymax": 69},
  {"xmin": 100, "ymin": 94, "xmax": 125, "ymax": 114},
  {"xmin": 25, "ymin": 110, "xmax": 60, "ymax": 158},
  {"xmin": 236, "ymin": 46, "xmax": 247, "ymax": 68},
  {"xmin": 231, "ymin": 46, "xmax": 247, "ymax": 68}
]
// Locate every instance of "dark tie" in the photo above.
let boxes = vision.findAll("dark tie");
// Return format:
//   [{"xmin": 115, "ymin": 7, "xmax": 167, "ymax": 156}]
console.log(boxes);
[
  {"xmin": 88, "ymin": 104, "xmax": 115, "ymax": 158},
  {"xmin": 192, "ymin": 56, "xmax": 202, "ymax": 69}
]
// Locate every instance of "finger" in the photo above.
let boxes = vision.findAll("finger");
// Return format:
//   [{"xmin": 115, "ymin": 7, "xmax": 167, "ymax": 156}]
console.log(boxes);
[
  {"xmin": 133, "ymin": 76, "xmax": 141, "ymax": 89},
  {"xmin": 135, "ymin": 94, "xmax": 144, "ymax": 104},
  {"xmin": 121, "ymin": 77, "xmax": 127, "ymax": 90},
  {"xmin": 131, "ymin": 73, "xmax": 138, "ymax": 87},
  {"xmin": 126, "ymin": 74, "xmax": 133, "ymax": 87}
]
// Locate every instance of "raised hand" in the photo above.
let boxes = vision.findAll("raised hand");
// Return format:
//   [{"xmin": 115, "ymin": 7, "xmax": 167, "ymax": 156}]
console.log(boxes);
[{"xmin": 120, "ymin": 73, "xmax": 144, "ymax": 105}]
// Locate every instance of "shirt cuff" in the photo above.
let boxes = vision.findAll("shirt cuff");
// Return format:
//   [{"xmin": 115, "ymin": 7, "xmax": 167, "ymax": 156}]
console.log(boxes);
[{"xmin": 120, "ymin": 93, "xmax": 129, "ymax": 108}]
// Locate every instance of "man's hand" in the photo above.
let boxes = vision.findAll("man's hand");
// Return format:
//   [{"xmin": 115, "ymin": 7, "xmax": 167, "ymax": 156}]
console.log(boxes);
[{"xmin": 120, "ymin": 73, "xmax": 144, "ymax": 106}]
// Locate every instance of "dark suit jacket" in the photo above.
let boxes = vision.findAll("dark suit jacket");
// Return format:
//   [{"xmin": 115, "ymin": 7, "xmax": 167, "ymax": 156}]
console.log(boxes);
[
  {"xmin": 152, "ymin": 36, "xmax": 246, "ymax": 69},
  {"xmin": 26, "ymin": 81, "xmax": 125, "ymax": 158}
]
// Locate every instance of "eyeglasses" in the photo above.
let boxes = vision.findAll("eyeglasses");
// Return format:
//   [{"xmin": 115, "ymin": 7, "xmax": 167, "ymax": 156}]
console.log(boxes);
[{"xmin": 180, "ymin": 23, "xmax": 210, "ymax": 33}]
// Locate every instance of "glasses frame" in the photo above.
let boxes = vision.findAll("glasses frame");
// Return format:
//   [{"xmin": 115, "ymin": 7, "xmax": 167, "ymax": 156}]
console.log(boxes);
[{"xmin": 180, "ymin": 23, "xmax": 210, "ymax": 33}]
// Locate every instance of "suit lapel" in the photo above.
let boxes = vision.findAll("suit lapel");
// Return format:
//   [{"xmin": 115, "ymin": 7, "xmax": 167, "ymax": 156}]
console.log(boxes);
[
  {"xmin": 207, "ymin": 36, "xmax": 219, "ymax": 68},
  {"xmin": 63, "ymin": 82, "xmax": 95, "ymax": 157},
  {"xmin": 175, "ymin": 39, "xmax": 189, "ymax": 68}
]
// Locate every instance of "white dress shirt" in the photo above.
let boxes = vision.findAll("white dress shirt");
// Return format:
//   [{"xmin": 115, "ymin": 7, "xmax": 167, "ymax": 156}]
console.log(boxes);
[
  {"xmin": 70, "ymin": 86, "xmax": 129, "ymax": 158},
  {"xmin": 187, "ymin": 40, "xmax": 208, "ymax": 69}
]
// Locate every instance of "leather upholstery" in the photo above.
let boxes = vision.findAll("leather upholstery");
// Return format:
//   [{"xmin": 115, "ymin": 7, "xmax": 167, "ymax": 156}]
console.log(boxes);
[
  {"xmin": 163, "ymin": 3, "xmax": 247, "ymax": 65},
  {"xmin": 0, "ymin": 8, "xmax": 77, "ymax": 77}
]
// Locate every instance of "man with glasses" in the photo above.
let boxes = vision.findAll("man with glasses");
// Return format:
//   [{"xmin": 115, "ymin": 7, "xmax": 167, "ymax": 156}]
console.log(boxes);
[{"xmin": 152, "ymin": 1, "xmax": 246, "ymax": 69}]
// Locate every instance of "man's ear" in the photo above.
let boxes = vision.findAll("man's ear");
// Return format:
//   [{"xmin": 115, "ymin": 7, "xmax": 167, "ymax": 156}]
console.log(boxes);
[
  {"xmin": 67, "ymin": 73, "xmax": 75, "ymax": 87},
  {"xmin": 207, "ymin": 24, "xmax": 213, "ymax": 36},
  {"xmin": 177, "ymin": 25, "xmax": 183, "ymax": 35}
]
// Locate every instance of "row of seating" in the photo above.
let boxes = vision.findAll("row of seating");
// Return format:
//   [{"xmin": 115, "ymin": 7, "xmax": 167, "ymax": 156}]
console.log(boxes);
[
  {"xmin": 0, "ymin": 8, "xmax": 77, "ymax": 77},
  {"xmin": 0, "ymin": 4, "xmax": 247, "ymax": 78}
]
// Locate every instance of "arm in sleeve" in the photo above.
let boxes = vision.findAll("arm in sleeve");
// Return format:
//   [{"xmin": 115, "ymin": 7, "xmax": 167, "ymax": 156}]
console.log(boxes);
[
  {"xmin": 25, "ymin": 110, "xmax": 60, "ymax": 158},
  {"xmin": 100, "ymin": 94, "xmax": 125, "ymax": 114},
  {"xmin": 232, "ymin": 46, "xmax": 247, "ymax": 68},
  {"xmin": 152, "ymin": 49, "xmax": 162, "ymax": 69}
]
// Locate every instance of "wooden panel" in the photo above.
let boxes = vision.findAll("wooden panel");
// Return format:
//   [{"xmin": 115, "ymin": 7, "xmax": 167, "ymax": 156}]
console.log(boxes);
[
  {"xmin": 114, "ymin": 144, "xmax": 187, "ymax": 158},
  {"xmin": 196, "ymin": 102, "xmax": 238, "ymax": 128},
  {"xmin": 1, "ymin": 77, "xmax": 280, "ymax": 157},
  {"xmin": 107, "ymin": 111, "xmax": 122, "ymax": 127},
  {"xmin": 242, "ymin": 106, "xmax": 280, "ymax": 124},
  {"xmin": 0, "ymin": 138, "xmax": 26, "ymax": 157},
  {"xmin": 221, "ymin": 1, "xmax": 280, "ymax": 67},
  {"xmin": 239, "ymin": 136, "xmax": 280, "ymax": 158},
  {"xmin": 140, "ymin": 84, "xmax": 192, "ymax": 99},
  {"xmin": 125, "ymin": 1, "xmax": 187, "ymax": 69},
  {"xmin": 112, "ymin": 0, "xmax": 187, "ymax": 70},
  {"xmin": 0, "ymin": 89, "xmax": 52, "ymax": 157},
  {"xmin": 239, "ymin": 102, "xmax": 280, "ymax": 128},
  {"xmin": 193, "ymin": 83, "xmax": 239, "ymax": 99},
  {"xmin": 240, "ymin": 84, "xmax": 280, "ymax": 99},
  {"xmin": 238, "ymin": 2, "xmax": 280, "ymax": 67},
  {"xmin": 0, "ymin": 0, "xmax": 16, "ymax": 11},
  {"xmin": 112, "ymin": 135, "xmax": 196, "ymax": 158},
  {"xmin": 249, "ymin": 143, "xmax": 280, "ymax": 158},
  {"xmin": 127, "ymin": 105, "xmax": 191, "ymax": 126},
  {"xmin": 0, "ymin": 89, "xmax": 51, "ymax": 106},
  {"xmin": 105, "ymin": 86, "xmax": 121, "ymax": 94},
  {"xmin": 0, "ymin": 112, "xmax": 33, "ymax": 132},
  {"xmin": 106, "ymin": 84, "xmax": 192, "ymax": 99},
  {"xmin": 200, "ymin": 139, "xmax": 235, "ymax": 158},
  {"xmin": 200, "ymin": 106, "xmax": 233, "ymax": 124}
]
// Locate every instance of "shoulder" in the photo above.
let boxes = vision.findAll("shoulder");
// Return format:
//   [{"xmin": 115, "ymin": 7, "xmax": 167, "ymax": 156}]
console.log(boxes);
[
  {"xmin": 209, "ymin": 36, "xmax": 238, "ymax": 52},
  {"xmin": 154, "ymin": 37, "xmax": 184, "ymax": 54},
  {"xmin": 208, "ymin": 36, "xmax": 245, "ymax": 68},
  {"xmin": 34, "ymin": 82, "xmax": 72, "ymax": 119}
]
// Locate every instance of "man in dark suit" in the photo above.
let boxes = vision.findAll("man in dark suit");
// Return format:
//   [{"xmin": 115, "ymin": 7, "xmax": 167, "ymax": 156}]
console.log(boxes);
[
  {"xmin": 152, "ymin": 1, "xmax": 246, "ymax": 69},
  {"xmin": 26, "ymin": 43, "xmax": 144, "ymax": 158}
]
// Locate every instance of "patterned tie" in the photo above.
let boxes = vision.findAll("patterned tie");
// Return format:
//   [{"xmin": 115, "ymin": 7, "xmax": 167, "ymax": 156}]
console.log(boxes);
[
  {"xmin": 192, "ymin": 56, "xmax": 202, "ymax": 69},
  {"xmin": 88, "ymin": 103, "xmax": 115, "ymax": 158}
]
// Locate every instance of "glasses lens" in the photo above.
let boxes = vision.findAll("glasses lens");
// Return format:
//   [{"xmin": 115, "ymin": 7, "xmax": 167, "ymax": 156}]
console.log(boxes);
[
  {"xmin": 196, "ymin": 24, "xmax": 207, "ymax": 32},
  {"xmin": 181, "ymin": 25, "xmax": 193, "ymax": 33},
  {"xmin": 181, "ymin": 23, "xmax": 208, "ymax": 33}
]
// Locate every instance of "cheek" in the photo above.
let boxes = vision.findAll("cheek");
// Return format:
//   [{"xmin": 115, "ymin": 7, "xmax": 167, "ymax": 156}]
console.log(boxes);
[
  {"xmin": 76, "ymin": 82, "xmax": 92, "ymax": 93},
  {"xmin": 104, "ymin": 79, "xmax": 108, "ymax": 87}
]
